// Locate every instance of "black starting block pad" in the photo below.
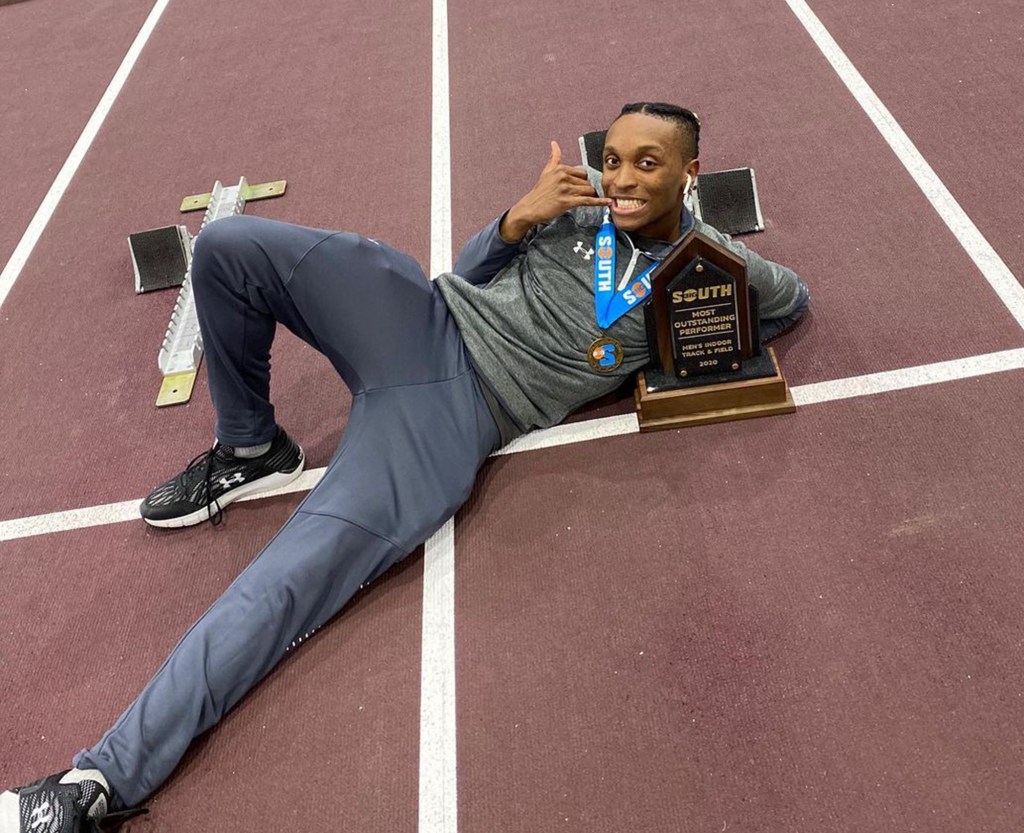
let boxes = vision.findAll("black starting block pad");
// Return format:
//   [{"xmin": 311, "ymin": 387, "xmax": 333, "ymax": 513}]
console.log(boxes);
[
  {"xmin": 578, "ymin": 130, "xmax": 765, "ymax": 236},
  {"xmin": 129, "ymin": 225, "xmax": 190, "ymax": 293},
  {"xmin": 691, "ymin": 167, "xmax": 764, "ymax": 235}
]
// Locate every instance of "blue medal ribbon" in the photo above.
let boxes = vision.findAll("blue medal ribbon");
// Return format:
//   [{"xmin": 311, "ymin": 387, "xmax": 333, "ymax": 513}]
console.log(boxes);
[{"xmin": 593, "ymin": 212, "xmax": 659, "ymax": 329}]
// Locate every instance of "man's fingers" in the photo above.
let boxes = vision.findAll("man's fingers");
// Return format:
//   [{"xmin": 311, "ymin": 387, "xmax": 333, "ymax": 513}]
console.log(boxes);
[
  {"xmin": 567, "ymin": 195, "xmax": 613, "ymax": 207},
  {"xmin": 548, "ymin": 168, "xmax": 596, "ymax": 198},
  {"xmin": 563, "ymin": 181, "xmax": 601, "ymax": 197},
  {"xmin": 551, "ymin": 165, "xmax": 590, "ymax": 181},
  {"xmin": 563, "ymin": 165, "xmax": 590, "ymax": 179},
  {"xmin": 545, "ymin": 140, "xmax": 562, "ymax": 170}
]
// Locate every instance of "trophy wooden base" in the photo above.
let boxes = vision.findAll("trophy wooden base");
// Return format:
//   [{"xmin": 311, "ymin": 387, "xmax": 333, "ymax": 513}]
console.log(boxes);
[{"xmin": 635, "ymin": 347, "xmax": 795, "ymax": 432}]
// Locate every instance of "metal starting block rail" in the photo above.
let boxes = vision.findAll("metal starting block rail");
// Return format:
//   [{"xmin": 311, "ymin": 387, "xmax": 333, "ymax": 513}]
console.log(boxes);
[{"xmin": 155, "ymin": 177, "xmax": 286, "ymax": 407}]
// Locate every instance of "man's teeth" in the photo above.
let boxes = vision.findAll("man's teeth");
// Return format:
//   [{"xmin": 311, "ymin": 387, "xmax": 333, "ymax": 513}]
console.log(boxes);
[{"xmin": 616, "ymin": 199, "xmax": 645, "ymax": 208}]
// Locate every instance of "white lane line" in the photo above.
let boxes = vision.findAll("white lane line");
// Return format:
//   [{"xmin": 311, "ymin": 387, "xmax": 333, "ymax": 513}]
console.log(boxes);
[
  {"xmin": 419, "ymin": 519, "xmax": 458, "ymax": 833},
  {"xmin": 792, "ymin": 348, "xmax": 1024, "ymax": 406},
  {"xmin": 0, "ymin": 467, "xmax": 326, "ymax": 543},
  {"xmin": 420, "ymin": 0, "xmax": 457, "ymax": 829},
  {"xmin": 4, "ymin": 348, "xmax": 1024, "ymax": 544},
  {"xmin": 494, "ymin": 413, "xmax": 639, "ymax": 456},
  {"xmin": 0, "ymin": 500, "xmax": 143, "ymax": 541},
  {"xmin": 784, "ymin": 0, "xmax": 1024, "ymax": 328},
  {"xmin": 0, "ymin": 0, "xmax": 172, "ymax": 312},
  {"xmin": 427, "ymin": 0, "xmax": 451, "ymax": 282}
]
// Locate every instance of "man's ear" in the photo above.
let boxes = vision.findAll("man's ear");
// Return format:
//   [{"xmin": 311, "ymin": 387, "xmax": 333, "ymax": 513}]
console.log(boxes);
[
  {"xmin": 683, "ymin": 159, "xmax": 700, "ymax": 213},
  {"xmin": 679, "ymin": 159, "xmax": 699, "ymax": 198}
]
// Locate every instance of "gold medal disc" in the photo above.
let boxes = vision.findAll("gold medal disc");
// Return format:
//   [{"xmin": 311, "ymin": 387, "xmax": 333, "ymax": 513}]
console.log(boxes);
[{"xmin": 587, "ymin": 337, "xmax": 623, "ymax": 373}]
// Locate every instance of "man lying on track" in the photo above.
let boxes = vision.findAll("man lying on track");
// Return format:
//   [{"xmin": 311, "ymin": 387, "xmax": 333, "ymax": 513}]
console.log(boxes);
[{"xmin": 1, "ymin": 102, "xmax": 809, "ymax": 832}]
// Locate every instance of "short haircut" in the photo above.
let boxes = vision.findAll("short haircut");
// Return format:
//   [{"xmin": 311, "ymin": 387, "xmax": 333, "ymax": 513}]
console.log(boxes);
[{"xmin": 618, "ymin": 102, "xmax": 701, "ymax": 160}]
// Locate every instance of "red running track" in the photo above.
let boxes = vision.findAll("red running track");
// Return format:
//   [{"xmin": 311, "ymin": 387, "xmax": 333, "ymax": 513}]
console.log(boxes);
[{"xmin": 2, "ymin": 0, "xmax": 1024, "ymax": 830}]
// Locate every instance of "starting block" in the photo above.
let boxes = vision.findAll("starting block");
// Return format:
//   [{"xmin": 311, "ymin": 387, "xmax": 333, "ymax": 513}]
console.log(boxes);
[
  {"xmin": 578, "ymin": 130, "xmax": 765, "ymax": 235},
  {"xmin": 690, "ymin": 167, "xmax": 764, "ymax": 235},
  {"xmin": 134, "ymin": 177, "xmax": 287, "ymax": 407},
  {"xmin": 129, "ymin": 225, "xmax": 191, "ymax": 293}
]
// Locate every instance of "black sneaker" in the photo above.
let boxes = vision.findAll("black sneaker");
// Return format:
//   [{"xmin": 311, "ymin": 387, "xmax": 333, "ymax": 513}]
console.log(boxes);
[
  {"xmin": 0, "ymin": 769, "xmax": 110, "ymax": 833},
  {"xmin": 140, "ymin": 427, "xmax": 305, "ymax": 528}
]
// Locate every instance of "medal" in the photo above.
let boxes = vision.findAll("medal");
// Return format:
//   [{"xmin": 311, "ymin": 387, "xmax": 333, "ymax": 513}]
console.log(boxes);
[{"xmin": 587, "ymin": 336, "xmax": 623, "ymax": 373}]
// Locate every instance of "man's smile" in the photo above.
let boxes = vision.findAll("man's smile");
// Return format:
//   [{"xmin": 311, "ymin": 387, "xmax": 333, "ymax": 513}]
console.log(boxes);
[{"xmin": 611, "ymin": 197, "xmax": 647, "ymax": 216}]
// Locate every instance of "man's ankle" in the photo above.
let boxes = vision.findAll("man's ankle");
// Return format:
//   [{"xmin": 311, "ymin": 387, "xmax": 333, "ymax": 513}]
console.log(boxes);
[{"xmin": 230, "ymin": 440, "xmax": 272, "ymax": 459}]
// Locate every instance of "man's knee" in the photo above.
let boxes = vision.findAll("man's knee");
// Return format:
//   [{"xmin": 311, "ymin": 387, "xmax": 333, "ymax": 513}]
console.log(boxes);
[
  {"xmin": 760, "ymin": 279, "xmax": 810, "ymax": 343},
  {"xmin": 192, "ymin": 216, "xmax": 263, "ymax": 271},
  {"xmin": 190, "ymin": 217, "xmax": 279, "ymax": 305}
]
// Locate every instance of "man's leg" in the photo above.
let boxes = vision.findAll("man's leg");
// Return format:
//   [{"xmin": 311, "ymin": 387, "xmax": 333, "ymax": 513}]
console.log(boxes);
[
  {"xmin": 72, "ymin": 216, "xmax": 500, "ymax": 805},
  {"xmin": 190, "ymin": 216, "xmax": 330, "ymax": 449},
  {"xmin": 76, "ymin": 373, "xmax": 497, "ymax": 806},
  {"xmin": 140, "ymin": 214, "xmax": 469, "ymax": 527},
  {"xmin": 189, "ymin": 214, "xmax": 469, "ymax": 439},
  {"xmin": 138, "ymin": 216, "xmax": 334, "ymax": 527},
  {"xmin": 759, "ymin": 279, "xmax": 810, "ymax": 343}
]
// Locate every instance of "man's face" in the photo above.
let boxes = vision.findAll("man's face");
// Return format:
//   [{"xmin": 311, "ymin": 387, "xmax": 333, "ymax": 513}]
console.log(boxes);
[{"xmin": 600, "ymin": 113, "xmax": 699, "ymax": 241}]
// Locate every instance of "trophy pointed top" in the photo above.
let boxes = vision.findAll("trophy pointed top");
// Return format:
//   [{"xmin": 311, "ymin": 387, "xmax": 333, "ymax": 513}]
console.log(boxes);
[{"xmin": 670, "ymin": 228, "xmax": 747, "ymax": 272}]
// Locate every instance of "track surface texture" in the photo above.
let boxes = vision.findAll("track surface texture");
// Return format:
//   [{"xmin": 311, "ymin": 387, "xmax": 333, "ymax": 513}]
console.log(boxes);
[{"xmin": 2, "ymin": 0, "xmax": 1023, "ymax": 831}]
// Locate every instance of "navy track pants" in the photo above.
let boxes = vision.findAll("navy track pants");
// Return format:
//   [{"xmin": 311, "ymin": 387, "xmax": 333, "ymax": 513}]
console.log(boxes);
[{"xmin": 76, "ymin": 216, "xmax": 500, "ymax": 806}]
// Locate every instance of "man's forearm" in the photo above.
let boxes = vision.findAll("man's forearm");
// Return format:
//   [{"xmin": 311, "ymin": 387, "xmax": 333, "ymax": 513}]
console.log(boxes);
[
  {"xmin": 497, "ymin": 205, "xmax": 534, "ymax": 244},
  {"xmin": 452, "ymin": 213, "xmax": 523, "ymax": 285}
]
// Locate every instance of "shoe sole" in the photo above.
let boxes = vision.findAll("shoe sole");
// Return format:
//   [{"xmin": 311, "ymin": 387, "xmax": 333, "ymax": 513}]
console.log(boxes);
[{"xmin": 142, "ymin": 456, "xmax": 306, "ymax": 529}]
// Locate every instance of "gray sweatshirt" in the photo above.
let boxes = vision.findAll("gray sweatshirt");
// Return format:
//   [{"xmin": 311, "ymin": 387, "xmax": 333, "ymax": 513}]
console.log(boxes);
[{"xmin": 435, "ymin": 205, "xmax": 804, "ymax": 439}]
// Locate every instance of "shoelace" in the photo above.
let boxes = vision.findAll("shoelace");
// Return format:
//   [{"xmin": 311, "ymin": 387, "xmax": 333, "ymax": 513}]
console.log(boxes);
[
  {"xmin": 205, "ymin": 447, "xmax": 226, "ymax": 526},
  {"xmin": 178, "ymin": 446, "xmax": 227, "ymax": 526}
]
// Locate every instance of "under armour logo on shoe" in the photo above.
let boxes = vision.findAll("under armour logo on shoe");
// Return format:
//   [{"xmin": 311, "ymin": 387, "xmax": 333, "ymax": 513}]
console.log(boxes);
[
  {"xmin": 574, "ymin": 241, "xmax": 594, "ymax": 260},
  {"xmin": 219, "ymin": 473, "xmax": 245, "ymax": 488},
  {"xmin": 30, "ymin": 802, "xmax": 54, "ymax": 830}
]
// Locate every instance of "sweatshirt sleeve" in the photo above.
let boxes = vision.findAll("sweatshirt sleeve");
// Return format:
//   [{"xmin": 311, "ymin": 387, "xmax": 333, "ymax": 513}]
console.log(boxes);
[
  {"xmin": 694, "ymin": 220, "xmax": 807, "ymax": 320},
  {"xmin": 452, "ymin": 213, "xmax": 525, "ymax": 286}
]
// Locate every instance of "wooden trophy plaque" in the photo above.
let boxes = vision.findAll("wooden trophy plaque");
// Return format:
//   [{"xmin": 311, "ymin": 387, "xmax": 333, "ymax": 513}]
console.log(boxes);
[{"xmin": 635, "ymin": 229, "xmax": 796, "ymax": 432}]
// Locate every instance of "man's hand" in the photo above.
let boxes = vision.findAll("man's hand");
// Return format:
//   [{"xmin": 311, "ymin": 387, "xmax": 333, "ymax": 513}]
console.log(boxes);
[{"xmin": 499, "ymin": 141, "xmax": 612, "ymax": 243}]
